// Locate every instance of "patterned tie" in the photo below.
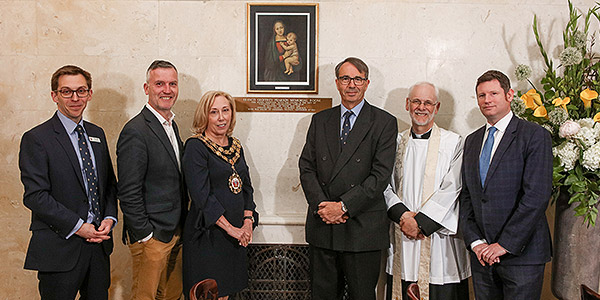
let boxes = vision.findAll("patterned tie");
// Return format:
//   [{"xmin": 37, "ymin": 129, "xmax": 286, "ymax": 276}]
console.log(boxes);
[
  {"xmin": 340, "ymin": 111, "xmax": 354, "ymax": 146},
  {"xmin": 75, "ymin": 125, "xmax": 101, "ymax": 225},
  {"xmin": 479, "ymin": 126, "xmax": 497, "ymax": 186}
]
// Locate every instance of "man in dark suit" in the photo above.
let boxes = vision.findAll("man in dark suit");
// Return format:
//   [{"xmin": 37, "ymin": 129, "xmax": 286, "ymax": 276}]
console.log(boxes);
[
  {"xmin": 19, "ymin": 65, "xmax": 118, "ymax": 300},
  {"xmin": 459, "ymin": 70, "xmax": 553, "ymax": 299},
  {"xmin": 299, "ymin": 57, "xmax": 397, "ymax": 300},
  {"xmin": 117, "ymin": 60, "xmax": 187, "ymax": 300}
]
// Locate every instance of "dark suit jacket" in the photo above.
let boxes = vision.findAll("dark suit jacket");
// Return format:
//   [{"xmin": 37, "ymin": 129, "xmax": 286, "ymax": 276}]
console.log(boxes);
[
  {"xmin": 299, "ymin": 101, "xmax": 397, "ymax": 252},
  {"xmin": 19, "ymin": 113, "xmax": 117, "ymax": 272},
  {"xmin": 459, "ymin": 115, "xmax": 552, "ymax": 265},
  {"xmin": 117, "ymin": 107, "xmax": 187, "ymax": 244}
]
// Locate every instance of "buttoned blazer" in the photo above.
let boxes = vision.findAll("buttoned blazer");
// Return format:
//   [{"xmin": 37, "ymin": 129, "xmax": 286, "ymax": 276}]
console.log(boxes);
[
  {"xmin": 459, "ymin": 115, "xmax": 552, "ymax": 265},
  {"xmin": 117, "ymin": 107, "xmax": 187, "ymax": 244},
  {"xmin": 19, "ymin": 113, "xmax": 117, "ymax": 272},
  {"xmin": 299, "ymin": 101, "xmax": 397, "ymax": 251}
]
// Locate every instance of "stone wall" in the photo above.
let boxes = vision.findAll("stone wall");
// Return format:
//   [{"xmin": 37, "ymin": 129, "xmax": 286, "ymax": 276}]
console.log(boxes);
[{"xmin": 3, "ymin": 0, "xmax": 593, "ymax": 298}]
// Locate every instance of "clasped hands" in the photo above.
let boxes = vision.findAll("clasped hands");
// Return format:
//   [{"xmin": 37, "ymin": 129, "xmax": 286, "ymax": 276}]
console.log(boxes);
[
  {"xmin": 317, "ymin": 201, "xmax": 348, "ymax": 224},
  {"xmin": 472, "ymin": 242, "xmax": 507, "ymax": 266},
  {"xmin": 227, "ymin": 220, "xmax": 253, "ymax": 247},
  {"xmin": 75, "ymin": 219, "xmax": 114, "ymax": 243},
  {"xmin": 398, "ymin": 211, "xmax": 425, "ymax": 240}
]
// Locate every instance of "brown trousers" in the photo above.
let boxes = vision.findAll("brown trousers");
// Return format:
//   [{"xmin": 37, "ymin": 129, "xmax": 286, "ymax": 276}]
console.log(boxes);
[{"xmin": 129, "ymin": 233, "xmax": 183, "ymax": 300}]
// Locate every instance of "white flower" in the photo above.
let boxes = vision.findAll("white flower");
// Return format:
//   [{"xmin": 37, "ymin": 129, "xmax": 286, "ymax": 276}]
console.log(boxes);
[
  {"xmin": 560, "ymin": 47, "xmax": 584, "ymax": 66},
  {"xmin": 577, "ymin": 118, "xmax": 595, "ymax": 128},
  {"xmin": 583, "ymin": 142, "xmax": 600, "ymax": 171},
  {"xmin": 573, "ymin": 30, "xmax": 587, "ymax": 49},
  {"xmin": 575, "ymin": 126, "xmax": 598, "ymax": 148},
  {"xmin": 549, "ymin": 108, "xmax": 568, "ymax": 126},
  {"xmin": 511, "ymin": 97, "xmax": 526, "ymax": 117},
  {"xmin": 515, "ymin": 64, "xmax": 532, "ymax": 81},
  {"xmin": 559, "ymin": 120, "xmax": 581, "ymax": 138},
  {"xmin": 553, "ymin": 141, "xmax": 579, "ymax": 171}
]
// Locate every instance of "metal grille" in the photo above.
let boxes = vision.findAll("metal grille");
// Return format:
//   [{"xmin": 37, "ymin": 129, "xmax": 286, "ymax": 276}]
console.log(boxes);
[{"xmin": 233, "ymin": 244, "xmax": 311, "ymax": 300}]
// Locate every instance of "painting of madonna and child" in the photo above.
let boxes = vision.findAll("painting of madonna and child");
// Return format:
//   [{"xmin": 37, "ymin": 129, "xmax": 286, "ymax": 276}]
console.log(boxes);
[{"xmin": 247, "ymin": 4, "xmax": 318, "ymax": 93}]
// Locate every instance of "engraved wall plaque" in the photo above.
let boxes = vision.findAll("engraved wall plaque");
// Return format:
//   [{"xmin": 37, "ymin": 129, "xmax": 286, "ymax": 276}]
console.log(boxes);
[{"xmin": 234, "ymin": 97, "xmax": 331, "ymax": 113}]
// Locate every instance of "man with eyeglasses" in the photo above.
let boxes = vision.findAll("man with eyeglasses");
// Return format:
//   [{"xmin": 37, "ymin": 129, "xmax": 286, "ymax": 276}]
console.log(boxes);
[
  {"xmin": 117, "ymin": 60, "xmax": 187, "ymax": 300},
  {"xmin": 384, "ymin": 82, "xmax": 470, "ymax": 300},
  {"xmin": 19, "ymin": 65, "xmax": 118, "ymax": 299},
  {"xmin": 299, "ymin": 57, "xmax": 397, "ymax": 300}
]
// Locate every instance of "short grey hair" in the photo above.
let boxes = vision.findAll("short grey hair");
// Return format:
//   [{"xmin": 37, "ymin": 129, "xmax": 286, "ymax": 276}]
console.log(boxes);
[
  {"xmin": 407, "ymin": 81, "xmax": 439, "ymax": 101},
  {"xmin": 146, "ymin": 60, "xmax": 178, "ymax": 82}
]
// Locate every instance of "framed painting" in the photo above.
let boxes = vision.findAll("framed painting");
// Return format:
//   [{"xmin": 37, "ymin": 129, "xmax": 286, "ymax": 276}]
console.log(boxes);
[{"xmin": 247, "ymin": 3, "xmax": 318, "ymax": 93}]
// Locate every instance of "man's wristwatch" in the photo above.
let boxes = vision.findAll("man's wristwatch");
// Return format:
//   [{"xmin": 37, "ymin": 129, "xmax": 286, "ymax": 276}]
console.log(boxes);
[
  {"xmin": 340, "ymin": 201, "xmax": 348, "ymax": 213},
  {"xmin": 243, "ymin": 215, "xmax": 255, "ymax": 223}
]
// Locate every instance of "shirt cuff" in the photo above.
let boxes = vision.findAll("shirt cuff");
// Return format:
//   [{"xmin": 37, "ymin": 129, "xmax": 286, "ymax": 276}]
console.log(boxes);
[
  {"xmin": 138, "ymin": 232, "xmax": 153, "ymax": 243},
  {"xmin": 470, "ymin": 239, "xmax": 487, "ymax": 250},
  {"xmin": 67, "ymin": 219, "xmax": 85, "ymax": 239}
]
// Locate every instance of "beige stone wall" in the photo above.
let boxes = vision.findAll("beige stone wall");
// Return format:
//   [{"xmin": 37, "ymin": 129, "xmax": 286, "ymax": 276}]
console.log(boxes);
[{"xmin": 2, "ymin": 0, "xmax": 595, "ymax": 298}]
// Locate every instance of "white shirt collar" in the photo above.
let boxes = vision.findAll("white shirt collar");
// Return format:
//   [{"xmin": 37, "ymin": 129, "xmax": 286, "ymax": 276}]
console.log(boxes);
[
  {"xmin": 486, "ymin": 111, "xmax": 513, "ymax": 132},
  {"xmin": 145, "ymin": 103, "xmax": 175, "ymax": 125}
]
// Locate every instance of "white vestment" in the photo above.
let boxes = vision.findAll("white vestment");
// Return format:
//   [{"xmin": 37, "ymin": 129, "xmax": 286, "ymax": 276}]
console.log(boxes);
[{"xmin": 385, "ymin": 128, "xmax": 471, "ymax": 284}]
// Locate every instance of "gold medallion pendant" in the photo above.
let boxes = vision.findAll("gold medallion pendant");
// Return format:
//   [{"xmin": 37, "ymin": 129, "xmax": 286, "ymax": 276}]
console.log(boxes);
[
  {"xmin": 197, "ymin": 134, "xmax": 244, "ymax": 194},
  {"xmin": 229, "ymin": 171, "xmax": 243, "ymax": 194}
]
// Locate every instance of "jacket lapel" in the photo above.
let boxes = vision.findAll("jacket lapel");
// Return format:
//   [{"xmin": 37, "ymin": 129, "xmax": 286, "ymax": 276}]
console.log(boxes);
[
  {"xmin": 325, "ymin": 106, "xmax": 341, "ymax": 165},
  {"xmin": 142, "ymin": 107, "xmax": 179, "ymax": 168},
  {"xmin": 330, "ymin": 102, "xmax": 372, "ymax": 181},
  {"xmin": 52, "ymin": 114, "xmax": 85, "ymax": 191},
  {"xmin": 484, "ymin": 116, "xmax": 518, "ymax": 189}
]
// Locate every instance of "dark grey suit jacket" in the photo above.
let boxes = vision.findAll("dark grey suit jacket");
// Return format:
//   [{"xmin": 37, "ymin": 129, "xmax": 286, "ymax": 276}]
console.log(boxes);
[
  {"xmin": 459, "ymin": 115, "xmax": 552, "ymax": 265},
  {"xmin": 117, "ymin": 107, "xmax": 187, "ymax": 243},
  {"xmin": 299, "ymin": 101, "xmax": 397, "ymax": 252},
  {"xmin": 19, "ymin": 113, "xmax": 117, "ymax": 272}
]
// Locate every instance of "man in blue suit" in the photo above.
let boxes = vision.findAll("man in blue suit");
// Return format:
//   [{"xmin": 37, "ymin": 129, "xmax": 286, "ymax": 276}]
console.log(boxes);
[
  {"xmin": 19, "ymin": 65, "xmax": 118, "ymax": 299},
  {"xmin": 459, "ymin": 70, "xmax": 553, "ymax": 299}
]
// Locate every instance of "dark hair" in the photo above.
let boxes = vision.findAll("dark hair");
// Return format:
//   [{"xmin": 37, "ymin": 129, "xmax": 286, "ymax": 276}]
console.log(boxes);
[
  {"xmin": 146, "ymin": 60, "xmax": 177, "ymax": 81},
  {"xmin": 51, "ymin": 65, "xmax": 92, "ymax": 91},
  {"xmin": 476, "ymin": 70, "xmax": 511, "ymax": 94},
  {"xmin": 335, "ymin": 57, "xmax": 369, "ymax": 79}
]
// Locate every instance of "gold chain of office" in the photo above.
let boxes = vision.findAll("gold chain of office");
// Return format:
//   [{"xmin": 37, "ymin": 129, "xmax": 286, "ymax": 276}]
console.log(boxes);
[{"xmin": 197, "ymin": 134, "xmax": 243, "ymax": 194}]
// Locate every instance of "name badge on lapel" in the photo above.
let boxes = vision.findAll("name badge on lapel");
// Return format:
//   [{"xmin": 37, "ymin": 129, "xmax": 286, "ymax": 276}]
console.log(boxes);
[{"xmin": 89, "ymin": 136, "xmax": 101, "ymax": 143}]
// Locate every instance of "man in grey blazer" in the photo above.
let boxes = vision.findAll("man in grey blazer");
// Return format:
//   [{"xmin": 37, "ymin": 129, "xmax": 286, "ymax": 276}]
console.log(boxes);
[
  {"xmin": 117, "ymin": 60, "xmax": 187, "ymax": 300},
  {"xmin": 459, "ymin": 70, "xmax": 552, "ymax": 299},
  {"xmin": 299, "ymin": 57, "xmax": 397, "ymax": 300}
]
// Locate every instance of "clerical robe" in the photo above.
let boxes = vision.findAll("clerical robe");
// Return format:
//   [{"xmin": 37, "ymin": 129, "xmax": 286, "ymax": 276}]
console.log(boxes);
[{"xmin": 384, "ymin": 128, "xmax": 470, "ymax": 284}]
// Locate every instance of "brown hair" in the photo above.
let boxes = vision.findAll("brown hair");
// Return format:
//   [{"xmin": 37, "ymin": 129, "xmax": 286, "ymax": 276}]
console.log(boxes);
[
  {"xmin": 335, "ymin": 57, "xmax": 369, "ymax": 78},
  {"xmin": 191, "ymin": 91, "xmax": 237, "ymax": 136},
  {"xmin": 476, "ymin": 70, "xmax": 511, "ymax": 94},
  {"xmin": 51, "ymin": 65, "xmax": 92, "ymax": 91}
]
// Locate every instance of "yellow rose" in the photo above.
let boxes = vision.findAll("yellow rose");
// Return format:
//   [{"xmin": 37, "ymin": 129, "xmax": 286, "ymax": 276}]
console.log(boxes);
[
  {"xmin": 521, "ymin": 89, "xmax": 541, "ymax": 110},
  {"xmin": 580, "ymin": 88, "xmax": 598, "ymax": 108},
  {"xmin": 594, "ymin": 112, "xmax": 600, "ymax": 122},
  {"xmin": 533, "ymin": 105, "xmax": 548, "ymax": 118}
]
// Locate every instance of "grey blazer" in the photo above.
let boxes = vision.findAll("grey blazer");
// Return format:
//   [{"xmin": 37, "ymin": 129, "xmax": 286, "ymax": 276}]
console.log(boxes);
[{"xmin": 117, "ymin": 107, "xmax": 187, "ymax": 243}]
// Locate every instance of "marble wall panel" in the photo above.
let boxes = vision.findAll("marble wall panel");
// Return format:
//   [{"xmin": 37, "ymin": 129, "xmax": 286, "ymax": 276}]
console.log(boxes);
[{"xmin": 0, "ymin": 1, "xmax": 36, "ymax": 55}]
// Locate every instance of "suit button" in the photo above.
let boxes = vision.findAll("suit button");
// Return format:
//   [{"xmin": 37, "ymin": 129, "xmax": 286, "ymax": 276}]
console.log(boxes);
[
  {"xmin": 322, "ymin": 156, "xmax": 327, "ymax": 161},
  {"xmin": 481, "ymin": 197, "xmax": 487, "ymax": 203},
  {"xmin": 356, "ymin": 158, "xmax": 361, "ymax": 163}
]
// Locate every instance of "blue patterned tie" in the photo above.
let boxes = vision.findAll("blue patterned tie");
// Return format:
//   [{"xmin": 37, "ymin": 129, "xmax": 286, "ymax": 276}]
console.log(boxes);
[
  {"xmin": 75, "ymin": 125, "xmax": 101, "ymax": 225},
  {"xmin": 340, "ymin": 111, "xmax": 354, "ymax": 146},
  {"xmin": 479, "ymin": 126, "xmax": 497, "ymax": 186}
]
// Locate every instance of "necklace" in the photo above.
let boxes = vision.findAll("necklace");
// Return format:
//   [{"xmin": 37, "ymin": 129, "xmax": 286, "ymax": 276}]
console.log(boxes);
[{"xmin": 197, "ymin": 134, "xmax": 243, "ymax": 194}]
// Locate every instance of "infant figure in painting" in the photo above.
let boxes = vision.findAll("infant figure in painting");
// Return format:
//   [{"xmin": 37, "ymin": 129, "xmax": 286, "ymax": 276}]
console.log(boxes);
[{"xmin": 281, "ymin": 32, "xmax": 300, "ymax": 75}]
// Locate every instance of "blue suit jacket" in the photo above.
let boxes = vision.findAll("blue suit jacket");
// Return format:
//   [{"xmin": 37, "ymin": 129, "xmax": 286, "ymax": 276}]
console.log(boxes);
[
  {"xmin": 19, "ymin": 112, "xmax": 117, "ymax": 272},
  {"xmin": 459, "ymin": 115, "xmax": 552, "ymax": 265}
]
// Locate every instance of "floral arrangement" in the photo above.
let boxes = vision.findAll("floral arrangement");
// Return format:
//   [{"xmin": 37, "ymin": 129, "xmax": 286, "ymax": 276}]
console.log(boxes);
[{"xmin": 512, "ymin": 1, "xmax": 600, "ymax": 226}]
